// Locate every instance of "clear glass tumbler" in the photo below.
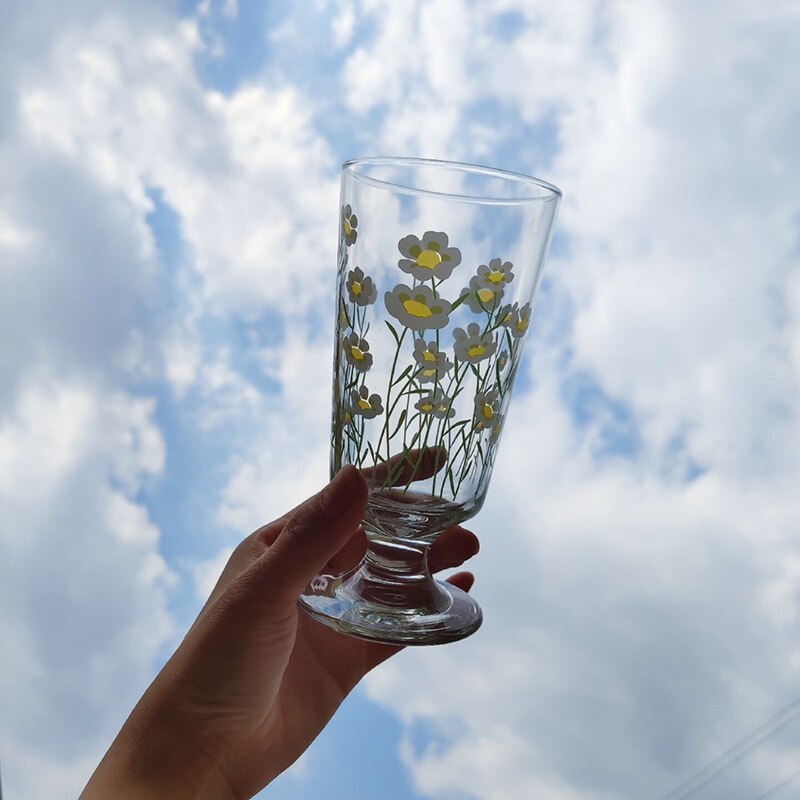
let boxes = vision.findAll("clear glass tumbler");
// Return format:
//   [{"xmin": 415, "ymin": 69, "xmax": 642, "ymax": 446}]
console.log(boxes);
[{"xmin": 299, "ymin": 157, "xmax": 561, "ymax": 645}]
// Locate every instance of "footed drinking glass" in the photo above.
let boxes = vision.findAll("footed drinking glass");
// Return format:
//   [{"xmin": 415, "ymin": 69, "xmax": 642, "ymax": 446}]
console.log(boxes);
[{"xmin": 299, "ymin": 157, "xmax": 561, "ymax": 645}]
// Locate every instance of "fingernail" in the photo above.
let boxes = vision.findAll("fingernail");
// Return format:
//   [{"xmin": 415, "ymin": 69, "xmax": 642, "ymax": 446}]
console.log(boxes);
[{"xmin": 322, "ymin": 465, "xmax": 363, "ymax": 516}]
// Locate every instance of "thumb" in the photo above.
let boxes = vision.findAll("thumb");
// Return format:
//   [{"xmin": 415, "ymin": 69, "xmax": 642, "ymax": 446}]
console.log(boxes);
[{"xmin": 253, "ymin": 465, "xmax": 368, "ymax": 599}]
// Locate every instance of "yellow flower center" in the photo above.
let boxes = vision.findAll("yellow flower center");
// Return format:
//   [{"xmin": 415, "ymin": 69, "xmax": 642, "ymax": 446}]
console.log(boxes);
[
  {"xmin": 357, "ymin": 398, "xmax": 371, "ymax": 410},
  {"xmin": 477, "ymin": 288, "xmax": 494, "ymax": 303},
  {"xmin": 343, "ymin": 412, "xmax": 352, "ymax": 423},
  {"xmin": 487, "ymin": 270, "xmax": 505, "ymax": 283},
  {"xmin": 482, "ymin": 403, "xmax": 493, "ymax": 420},
  {"xmin": 416, "ymin": 249, "xmax": 442, "ymax": 270},
  {"xmin": 423, "ymin": 368, "xmax": 436, "ymax": 378},
  {"xmin": 468, "ymin": 344, "xmax": 486, "ymax": 358},
  {"xmin": 420, "ymin": 403, "xmax": 434, "ymax": 412},
  {"xmin": 422, "ymin": 350, "xmax": 436, "ymax": 363},
  {"xmin": 350, "ymin": 346, "xmax": 364, "ymax": 361},
  {"xmin": 438, "ymin": 404, "xmax": 447, "ymax": 413},
  {"xmin": 403, "ymin": 299, "xmax": 432, "ymax": 318},
  {"xmin": 351, "ymin": 280, "xmax": 362, "ymax": 296},
  {"xmin": 516, "ymin": 320, "xmax": 528, "ymax": 333},
  {"xmin": 344, "ymin": 218, "xmax": 353, "ymax": 236}
]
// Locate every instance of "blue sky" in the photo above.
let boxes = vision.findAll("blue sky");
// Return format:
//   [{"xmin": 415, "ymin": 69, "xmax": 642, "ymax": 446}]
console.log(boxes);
[{"xmin": 1, "ymin": 1, "xmax": 800, "ymax": 798}]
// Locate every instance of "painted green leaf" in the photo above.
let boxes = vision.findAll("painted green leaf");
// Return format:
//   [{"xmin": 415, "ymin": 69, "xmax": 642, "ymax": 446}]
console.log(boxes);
[
  {"xmin": 386, "ymin": 321, "xmax": 400, "ymax": 344},
  {"xmin": 389, "ymin": 409, "xmax": 407, "ymax": 439},
  {"xmin": 449, "ymin": 292, "xmax": 470, "ymax": 312},
  {"xmin": 392, "ymin": 364, "xmax": 412, "ymax": 385}
]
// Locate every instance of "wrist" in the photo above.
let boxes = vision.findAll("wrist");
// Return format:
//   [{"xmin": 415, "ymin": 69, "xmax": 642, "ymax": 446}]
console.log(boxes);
[{"xmin": 81, "ymin": 712, "xmax": 236, "ymax": 800}]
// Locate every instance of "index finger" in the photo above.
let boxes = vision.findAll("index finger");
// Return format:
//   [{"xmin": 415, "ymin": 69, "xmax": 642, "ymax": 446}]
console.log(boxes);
[{"xmin": 361, "ymin": 445, "xmax": 448, "ymax": 488}]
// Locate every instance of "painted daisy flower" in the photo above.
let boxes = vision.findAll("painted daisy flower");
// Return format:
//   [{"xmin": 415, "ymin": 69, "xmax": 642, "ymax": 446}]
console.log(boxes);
[
  {"xmin": 342, "ymin": 331, "xmax": 373, "ymax": 372},
  {"xmin": 415, "ymin": 388, "xmax": 455, "ymax": 419},
  {"xmin": 397, "ymin": 231, "xmax": 462, "ymax": 281},
  {"xmin": 473, "ymin": 388, "xmax": 500, "ymax": 431},
  {"xmin": 384, "ymin": 283, "xmax": 452, "ymax": 331},
  {"xmin": 346, "ymin": 266, "xmax": 377, "ymax": 306},
  {"xmin": 349, "ymin": 385, "xmax": 383, "ymax": 419},
  {"xmin": 342, "ymin": 204, "xmax": 358, "ymax": 246},
  {"xmin": 413, "ymin": 339, "xmax": 453, "ymax": 383},
  {"xmin": 460, "ymin": 274, "xmax": 505, "ymax": 314},
  {"xmin": 489, "ymin": 415, "xmax": 504, "ymax": 443},
  {"xmin": 452, "ymin": 322, "xmax": 497, "ymax": 364},
  {"xmin": 477, "ymin": 258, "xmax": 514, "ymax": 289},
  {"xmin": 503, "ymin": 302, "xmax": 532, "ymax": 338}
]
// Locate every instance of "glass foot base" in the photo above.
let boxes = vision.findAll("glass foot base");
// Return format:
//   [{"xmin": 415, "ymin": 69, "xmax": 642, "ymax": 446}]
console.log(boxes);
[{"xmin": 299, "ymin": 572, "xmax": 483, "ymax": 646}]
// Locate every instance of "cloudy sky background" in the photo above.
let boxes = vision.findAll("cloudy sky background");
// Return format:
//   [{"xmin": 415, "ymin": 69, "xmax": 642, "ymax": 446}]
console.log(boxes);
[{"xmin": 1, "ymin": 0, "xmax": 800, "ymax": 797}]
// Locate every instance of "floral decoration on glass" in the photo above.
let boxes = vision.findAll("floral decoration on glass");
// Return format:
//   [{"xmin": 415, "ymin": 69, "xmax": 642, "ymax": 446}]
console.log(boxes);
[
  {"xmin": 397, "ymin": 231, "xmax": 462, "ymax": 281},
  {"xmin": 342, "ymin": 204, "xmax": 358, "ymax": 246},
  {"xmin": 385, "ymin": 283, "xmax": 452, "ymax": 330},
  {"xmin": 349, "ymin": 384, "xmax": 383, "ymax": 419},
  {"xmin": 342, "ymin": 332, "xmax": 373, "ymax": 372},
  {"xmin": 332, "ymin": 220, "xmax": 534, "ymax": 504},
  {"xmin": 413, "ymin": 339, "xmax": 453, "ymax": 383},
  {"xmin": 346, "ymin": 266, "xmax": 377, "ymax": 306}
]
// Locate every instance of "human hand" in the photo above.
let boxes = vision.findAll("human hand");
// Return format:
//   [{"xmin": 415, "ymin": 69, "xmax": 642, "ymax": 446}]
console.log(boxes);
[{"xmin": 81, "ymin": 462, "xmax": 479, "ymax": 799}]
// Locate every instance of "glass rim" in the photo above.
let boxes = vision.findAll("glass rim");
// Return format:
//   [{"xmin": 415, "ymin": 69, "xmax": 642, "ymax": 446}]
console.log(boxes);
[{"xmin": 342, "ymin": 156, "xmax": 562, "ymax": 206}]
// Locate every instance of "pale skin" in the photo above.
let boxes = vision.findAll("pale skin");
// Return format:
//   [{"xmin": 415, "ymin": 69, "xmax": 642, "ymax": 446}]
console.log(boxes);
[{"xmin": 81, "ymin": 462, "xmax": 479, "ymax": 799}]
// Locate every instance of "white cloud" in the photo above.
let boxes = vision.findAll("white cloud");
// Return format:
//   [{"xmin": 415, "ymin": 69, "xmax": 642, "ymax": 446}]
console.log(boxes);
[
  {"xmin": 341, "ymin": 0, "xmax": 472, "ymax": 157},
  {"xmin": 164, "ymin": 334, "xmax": 203, "ymax": 397},
  {"xmin": 3, "ymin": 0, "xmax": 800, "ymax": 798},
  {"xmin": 16, "ymin": 9, "xmax": 338, "ymax": 322},
  {"xmin": 1, "ymin": 12, "xmax": 347, "ymax": 793},
  {"xmin": 330, "ymin": 0, "xmax": 356, "ymax": 48},
  {"xmin": 340, "ymin": 0, "xmax": 601, "ymax": 160},
  {"xmin": 343, "ymin": 0, "xmax": 800, "ymax": 797},
  {"xmin": 0, "ymin": 4, "xmax": 190, "ymax": 796},
  {"xmin": 0, "ymin": 380, "xmax": 176, "ymax": 798},
  {"xmin": 365, "ymin": 367, "xmax": 800, "ymax": 798},
  {"xmin": 191, "ymin": 545, "xmax": 235, "ymax": 601},
  {"xmin": 0, "ymin": 210, "xmax": 36, "ymax": 250},
  {"xmin": 217, "ymin": 325, "xmax": 333, "ymax": 531},
  {"xmin": 167, "ymin": 1, "xmax": 800, "ymax": 794}
]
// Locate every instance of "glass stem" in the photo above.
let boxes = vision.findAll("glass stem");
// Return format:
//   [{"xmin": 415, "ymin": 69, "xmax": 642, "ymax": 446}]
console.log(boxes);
[{"xmin": 355, "ymin": 535, "xmax": 451, "ymax": 615}]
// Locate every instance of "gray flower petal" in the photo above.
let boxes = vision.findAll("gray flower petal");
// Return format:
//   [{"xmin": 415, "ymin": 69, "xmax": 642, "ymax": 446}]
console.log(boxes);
[
  {"xmin": 412, "ymin": 339, "xmax": 453, "ymax": 383},
  {"xmin": 396, "ymin": 230, "xmax": 461, "ymax": 281},
  {"xmin": 351, "ymin": 384, "xmax": 383, "ymax": 419},
  {"xmin": 384, "ymin": 283, "xmax": 452, "ymax": 331},
  {"xmin": 453, "ymin": 326, "xmax": 497, "ymax": 364},
  {"xmin": 342, "ymin": 205, "xmax": 358, "ymax": 246},
  {"xmin": 415, "ymin": 387, "xmax": 455, "ymax": 419},
  {"xmin": 463, "ymin": 275, "xmax": 504, "ymax": 313},
  {"xmin": 343, "ymin": 332, "xmax": 373, "ymax": 372},
  {"xmin": 398, "ymin": 234, "xmax": 423, "ymax": 259},
  {"xmin": 347, "ymin": 266, "xmax": 377, "ymax": 306}
]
